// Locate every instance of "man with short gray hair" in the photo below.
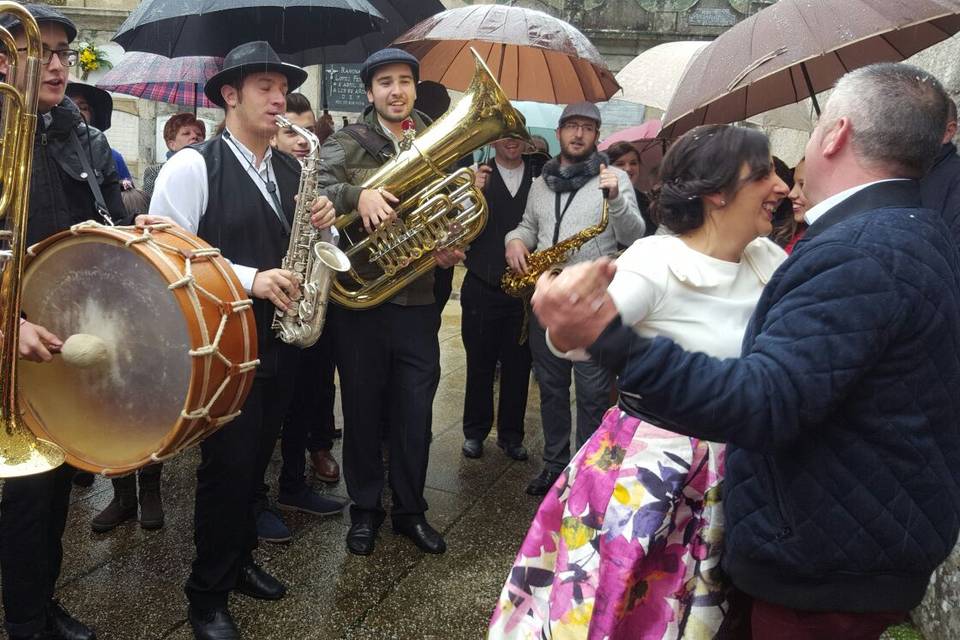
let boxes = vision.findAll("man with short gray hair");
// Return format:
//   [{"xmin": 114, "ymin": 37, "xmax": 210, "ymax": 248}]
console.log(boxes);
[{"xmin": 533, "ymin": 62, "xmax": 960, "ymax": 637}]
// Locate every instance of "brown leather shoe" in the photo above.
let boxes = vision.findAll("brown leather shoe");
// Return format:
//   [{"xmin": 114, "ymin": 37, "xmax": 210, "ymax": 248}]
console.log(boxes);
[{"xmin": 310, "ymin": 449, "xmax": 340, "ymax": 483}]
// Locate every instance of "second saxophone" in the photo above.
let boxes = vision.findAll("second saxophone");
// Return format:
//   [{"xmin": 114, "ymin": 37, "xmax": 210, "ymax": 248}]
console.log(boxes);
[{"xmin": 272, "ymin": 115, "xmax": 351, "ymax": 348}]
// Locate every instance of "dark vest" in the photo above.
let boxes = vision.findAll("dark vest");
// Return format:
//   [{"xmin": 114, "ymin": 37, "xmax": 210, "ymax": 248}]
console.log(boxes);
[
  {"xmin": 194, "ymin": 136, "xmax": 301, "ymax": 377},
  {"xmin": 464, "ymin": 157, "xmax": 533, "ymax": 288}
]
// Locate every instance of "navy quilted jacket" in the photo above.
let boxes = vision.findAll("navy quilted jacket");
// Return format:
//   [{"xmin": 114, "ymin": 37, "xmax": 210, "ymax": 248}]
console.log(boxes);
[{"xmin": 589, "ymin": 180, "xmax": 960, "ymax": 612}]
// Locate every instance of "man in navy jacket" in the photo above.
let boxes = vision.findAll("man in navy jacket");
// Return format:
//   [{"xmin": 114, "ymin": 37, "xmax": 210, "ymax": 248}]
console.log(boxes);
[{"xmin": 533, "ymin": 63, "xmax": 960, "ymax": 638}]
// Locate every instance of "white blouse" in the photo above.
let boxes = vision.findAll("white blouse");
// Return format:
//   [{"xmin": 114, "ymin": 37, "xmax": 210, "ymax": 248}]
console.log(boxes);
[
  {"xmin": 608, "ymin": 235, "xmax": 786, "ymax": 357},
  {"xmin": 549, "ymin": 235, "xmax": 786, "ymax": 360}
]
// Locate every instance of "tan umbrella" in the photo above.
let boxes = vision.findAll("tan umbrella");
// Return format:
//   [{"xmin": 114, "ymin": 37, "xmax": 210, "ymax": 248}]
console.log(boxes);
[
  {"xmin": 392, "ymin": 4, "xmax": 619, "ymax": 104},
  {"xmin": 663, "ymin": 0, "xmax": 960, "ymax": 137},
  {"xmin": 616, "ymin": 41, "xmax": 707, "ymax": 111}
]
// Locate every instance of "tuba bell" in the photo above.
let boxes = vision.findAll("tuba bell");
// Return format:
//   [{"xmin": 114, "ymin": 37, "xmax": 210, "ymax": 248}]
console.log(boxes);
[
  {"xmin": 0, "ymin": 3, "xmax": 67, "ymax": 477},
  {"xmin": 330, "ymin": 48, "xmax": 531, "ymax": 309}
]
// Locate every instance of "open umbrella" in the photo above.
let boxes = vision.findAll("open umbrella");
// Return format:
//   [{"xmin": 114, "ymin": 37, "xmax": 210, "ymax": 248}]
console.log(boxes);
[
  {"xmin": 96, "ymin": 52, "xmax": 222, "ymax": 109},
  {"xmin": 282, "ymin": 0, "xmax": 444, "ymax": 66},
  {"xmin": 598, "ymin": 120, "xmax": 662, "ymax": 150},
  {"xmin": 393, "ymin": 4, "xmax": 619, "ymax": 104},
  {"xmin": 663, "ymin": 0, "xmax": 960, "ymax": 137},
  {"xmin": 113, "ymin": 0, "xmax": 385, "ymax": 58},
  {"xmin": 616, "ymin": 41, "xmax": 707, "ymax": 112}
]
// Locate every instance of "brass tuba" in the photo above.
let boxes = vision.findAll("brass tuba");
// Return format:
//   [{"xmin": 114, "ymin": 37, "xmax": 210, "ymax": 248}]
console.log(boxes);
[
  {"xmin": 330, "ymin": 49, "xmax": 531, "ymax": 309},
  {"xmin": 0, "ymin": 4, "xmax": 66, "ymax": 476}
]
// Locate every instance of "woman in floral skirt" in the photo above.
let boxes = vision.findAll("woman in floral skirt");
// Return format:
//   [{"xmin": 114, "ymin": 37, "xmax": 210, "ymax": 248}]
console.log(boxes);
[{"xmin": 489, "ymin": 125, "xmax": 789, "ymax": 640}]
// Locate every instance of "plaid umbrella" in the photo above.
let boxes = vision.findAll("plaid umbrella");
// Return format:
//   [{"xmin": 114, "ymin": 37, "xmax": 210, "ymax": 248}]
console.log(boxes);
[{"xmin": 96, "ymin": 52, "xmax": 223, "ymax": 108}]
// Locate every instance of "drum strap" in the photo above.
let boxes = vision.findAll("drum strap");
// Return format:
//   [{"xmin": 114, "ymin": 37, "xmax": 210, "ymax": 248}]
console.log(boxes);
[{"xmin": 70, "ymin": 130, "xmax": 114, "ymax": 226}]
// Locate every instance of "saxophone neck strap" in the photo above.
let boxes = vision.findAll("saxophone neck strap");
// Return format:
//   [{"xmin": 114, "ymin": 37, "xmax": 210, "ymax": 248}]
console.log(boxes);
[{"xmin": 553, "ymin": 189, "xmax": 579, "ymax": 245}]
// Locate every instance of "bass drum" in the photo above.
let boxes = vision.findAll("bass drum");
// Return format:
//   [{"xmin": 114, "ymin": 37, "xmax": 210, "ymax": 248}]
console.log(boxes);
[{"xmin": 18, "ymin": 222, "xmax": 258, "ymax": 477}]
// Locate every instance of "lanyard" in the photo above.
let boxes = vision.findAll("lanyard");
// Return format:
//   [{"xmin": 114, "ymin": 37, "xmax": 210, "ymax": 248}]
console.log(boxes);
[
  {"xmin": 553, "ymin": 189, "xmax": 578, "ymax": 245},
  {"xmin": 223, "ymin": 132, "xmax": 291, "ymax": 234}
]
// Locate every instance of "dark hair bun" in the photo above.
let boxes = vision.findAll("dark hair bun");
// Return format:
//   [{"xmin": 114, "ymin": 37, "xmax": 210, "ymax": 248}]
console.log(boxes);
[{"xmin": 651, "ymin": 125, "xmax": 771, "ymax": 234}]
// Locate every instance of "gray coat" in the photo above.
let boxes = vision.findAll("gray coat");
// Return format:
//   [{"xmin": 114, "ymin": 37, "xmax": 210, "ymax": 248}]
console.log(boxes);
[{"xmin": 504, "ymin": 167, "xmax": 644, "ymax": 263}]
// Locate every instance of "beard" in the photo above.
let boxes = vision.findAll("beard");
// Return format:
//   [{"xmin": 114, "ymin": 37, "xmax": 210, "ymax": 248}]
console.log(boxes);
[{"xmin": 560, "ymin": 145, "xmax": 594, "ymax": 164}]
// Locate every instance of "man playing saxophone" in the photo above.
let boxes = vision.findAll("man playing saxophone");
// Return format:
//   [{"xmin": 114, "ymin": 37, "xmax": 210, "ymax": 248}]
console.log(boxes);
[
  {"xmin": 504, "ymin": 101, "xmax": 645, "ymax": 497},
  {"xmin": 148, "ymin": 41, "xmax": 340, "ymax": 640},
  {"xmin": 317, "ymin": 48, "xmax": 461, "ymax": 557}
]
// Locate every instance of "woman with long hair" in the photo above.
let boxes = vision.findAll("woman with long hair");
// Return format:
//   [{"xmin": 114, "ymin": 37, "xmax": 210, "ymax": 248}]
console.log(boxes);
[{"xmin": 489, "ymin": 125, "xmax": 788, "ymax": 640}]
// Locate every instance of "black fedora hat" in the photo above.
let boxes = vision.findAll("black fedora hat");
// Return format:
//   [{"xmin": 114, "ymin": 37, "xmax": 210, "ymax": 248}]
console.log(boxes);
[
  {"xmin": 66, "ymin": 82, "xmax": 113, "ymax": 131},
  {"xmin": 204, "ymin": 41, "xmax": 307, "ymax": 108}
]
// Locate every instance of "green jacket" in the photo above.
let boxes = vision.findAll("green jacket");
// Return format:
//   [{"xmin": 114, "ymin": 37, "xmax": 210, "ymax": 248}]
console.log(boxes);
[{"xmin": 318, "ymin": 106, "xmax": 435, "ymax": 306}]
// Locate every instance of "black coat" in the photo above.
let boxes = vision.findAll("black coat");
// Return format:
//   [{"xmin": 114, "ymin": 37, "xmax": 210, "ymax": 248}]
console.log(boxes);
[
  {"xmin": 26, "ymin": 97, "xmax": 127, "ymax": 246},
  {"xmin": 920, "ymin": 141, "xmax": 960, "ymax": 245}
]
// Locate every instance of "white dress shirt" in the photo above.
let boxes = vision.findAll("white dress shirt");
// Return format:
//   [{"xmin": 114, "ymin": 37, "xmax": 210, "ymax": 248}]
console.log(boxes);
[
  {"xmin": 496, "ymin": 160, "xmax": 524, "ymax": 197},
  {"xmin": 804, "ymin": 179, "xmax": 908, "ymax": 225},
  {"xmin": 149, "ymin": 129, "xmax": 287, "ymax": 293}
]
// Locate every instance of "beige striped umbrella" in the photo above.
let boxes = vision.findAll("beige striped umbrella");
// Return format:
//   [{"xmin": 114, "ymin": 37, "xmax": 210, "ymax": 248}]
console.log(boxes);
[{"xmin": 392, "ymin": 4, "xmax": 619, "ymax": 104}]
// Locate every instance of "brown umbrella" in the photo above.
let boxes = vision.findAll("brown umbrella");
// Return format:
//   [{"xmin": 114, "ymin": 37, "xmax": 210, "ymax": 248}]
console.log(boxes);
[
  {"xmin": 662, "ymin": 0, "xmax": 960, "ymax": 137},
  {"xmin": 392, "ymin": 4, "xmax": 619, "ymax": 104}
]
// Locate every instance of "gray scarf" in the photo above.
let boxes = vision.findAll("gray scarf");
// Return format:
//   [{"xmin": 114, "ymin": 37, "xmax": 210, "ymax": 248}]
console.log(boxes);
[{"xmin": 541, "ymin": 150, "xmax": 608, "ymax": 193}]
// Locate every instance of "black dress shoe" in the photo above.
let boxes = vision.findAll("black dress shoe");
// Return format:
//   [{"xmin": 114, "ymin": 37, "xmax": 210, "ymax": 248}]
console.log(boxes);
[
  {"xmin": 188, "ymin": 607, "xmax": 239, "ymax": 640},
  {"xmin": 525, "ymin": 469, "xmax": 561, "ymax": 496},
  {"xmin": 346, "ymin": 521, "xmax": 377, "ymax": 555},
  {"xmin": 46, "ymin": 599, "xmax": 95, "ymax": 640},
  {"xmin": 498, "ymin": 441, "xmax": 528, "ymax": 461},
  {"xmin": 71, "ymin": 471, "xmax": 95, "ymax": 488},
  {"xmin": 461, "ymin": 438, "xmax": 483, "ymax": 458},
  {"xmin": 392, "ymin": 519, "xmax": 447, "ymax": 554},
  {"xmin": 235, "ymin": 562, "xmax": 286, "ymax": 600}
]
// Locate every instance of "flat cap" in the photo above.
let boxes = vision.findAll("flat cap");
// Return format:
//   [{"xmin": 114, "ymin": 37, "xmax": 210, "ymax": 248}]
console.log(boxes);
[
  {"xmin": 559, "ymin": 101, "xmax": 601, "ymax": 127},
  {"xmin": 0, "ymin": 4, "xmax": 77, "ymax": 43},
  {"xmin": 360, "ymin": 48, "xmax": 420, "ymax": 86}
]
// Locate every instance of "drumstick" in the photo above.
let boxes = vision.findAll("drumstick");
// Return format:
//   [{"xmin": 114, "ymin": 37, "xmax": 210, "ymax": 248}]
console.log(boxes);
[{"xmin": 59, "ymin": 333, "xmax": 110, "ymax": 368}]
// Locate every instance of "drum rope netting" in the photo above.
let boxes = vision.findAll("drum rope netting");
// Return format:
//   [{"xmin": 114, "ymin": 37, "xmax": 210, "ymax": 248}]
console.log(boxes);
[{"xmin": 60, "ymin": 222, "xmax": 260, "ymax": 460}]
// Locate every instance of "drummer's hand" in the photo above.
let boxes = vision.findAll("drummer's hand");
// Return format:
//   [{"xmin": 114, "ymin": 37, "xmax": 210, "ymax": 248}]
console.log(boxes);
[
  {"xmin": 309, "ymin": 195, "xmax": 336, "ymax": 230},
  {"xmin": 18, "ymin": 321, "xmax": 63, "ymax": 363},
  {"xmin": 474, "ymin": 165, "xmax": 492, "ymax": 190},
  {"xmin": 434, "ymin": 247, "xmax": 465, "ymax": 269},
  {"xmin": 358, "ymin": 188, "xmax": 398, "ymax": 233},
  {"xmin": 135, "ymin": 214, "xmax": 179, "ymax": 228},
  {"xmin": 505, "ymin": 239, "xmax": 530, "ymax": 275},
  {"xmin": 598, "ymin": 164, "xmax": 619, "ymax": 201},
  {"xmin": 252, "ymin": 268, "xmax": 300, "ymax": 312}
]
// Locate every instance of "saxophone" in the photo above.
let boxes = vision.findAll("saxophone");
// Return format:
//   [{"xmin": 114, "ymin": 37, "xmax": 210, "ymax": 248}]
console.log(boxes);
[
  {"xmin": 272, "ymin": 115, "xmax": 351, "ymax": 348},
  {"xmin": 501, "ymin": 196, "xmax": 609, "ymax": 298}
]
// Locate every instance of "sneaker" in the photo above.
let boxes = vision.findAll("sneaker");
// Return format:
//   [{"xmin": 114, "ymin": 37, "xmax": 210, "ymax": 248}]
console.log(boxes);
[
  {"xmin": 277, "ymin": 487, "xmax": 346, "ymax": 516},
  {"xmin": 256, "ymin": 508, "xmax": 292, "ymax": 543}
]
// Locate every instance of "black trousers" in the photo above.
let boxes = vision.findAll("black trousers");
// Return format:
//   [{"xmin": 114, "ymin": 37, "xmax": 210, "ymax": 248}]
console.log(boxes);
[
  {"xmin": 460, "ymin": 272, "xmax": 531, "ymax": 445},
  {"xmin": 332, "ymin": 303, "xmax": 439, "ymax": 526},
  {"xmin": 278, "ymin": 324, "xmax": 337, "ymax": 496},
  {"xmin": 0, "ymin": 463, "xmax": 76, "ymax": 636},
  {"xmin": 186, "ymin": 366, "xmax": 295, "ymax": 611}
]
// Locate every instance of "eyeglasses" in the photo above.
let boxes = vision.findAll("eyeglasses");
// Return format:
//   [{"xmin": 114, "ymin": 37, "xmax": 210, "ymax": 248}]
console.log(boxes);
[
  {"xmin": 560, "ymin": 122, "xmax": 597, "ymax": 134},
  {"xmin": 15, "ymin": 48, "xmax": 79, "ymax": 67}
]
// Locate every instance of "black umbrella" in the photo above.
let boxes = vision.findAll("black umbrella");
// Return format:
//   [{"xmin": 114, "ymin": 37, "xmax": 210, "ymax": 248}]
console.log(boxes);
[
  {"xmin": 113, "ymin": 0, "xmax": 386, "ymax": 58},
  {"xmin": 280, "ymin": 0, "xmax": 443, "ymax": 66}
]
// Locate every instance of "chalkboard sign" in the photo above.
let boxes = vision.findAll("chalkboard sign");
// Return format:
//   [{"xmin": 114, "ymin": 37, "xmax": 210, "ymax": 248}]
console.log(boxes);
[{"xmin": 323, "ymin": 64, "xmax": 368, "ymax": 112}]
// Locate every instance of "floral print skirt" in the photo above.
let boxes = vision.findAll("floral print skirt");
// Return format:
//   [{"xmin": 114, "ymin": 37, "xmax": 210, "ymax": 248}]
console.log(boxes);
[{"xmin": 489, "ymin": 407, "xmax": 729, "ymax": 640}]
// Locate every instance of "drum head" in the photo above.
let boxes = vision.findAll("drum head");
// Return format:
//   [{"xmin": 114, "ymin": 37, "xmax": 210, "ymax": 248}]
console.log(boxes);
[{"xmin": 20, "ymin": 235, "xmax": 193, "ymax": 471}]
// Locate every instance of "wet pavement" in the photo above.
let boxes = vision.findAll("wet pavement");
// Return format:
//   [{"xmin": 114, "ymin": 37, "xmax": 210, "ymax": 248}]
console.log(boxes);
[{"xmin": 1, "ymin": 268, "xmax": 548, "ymax": 640}]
